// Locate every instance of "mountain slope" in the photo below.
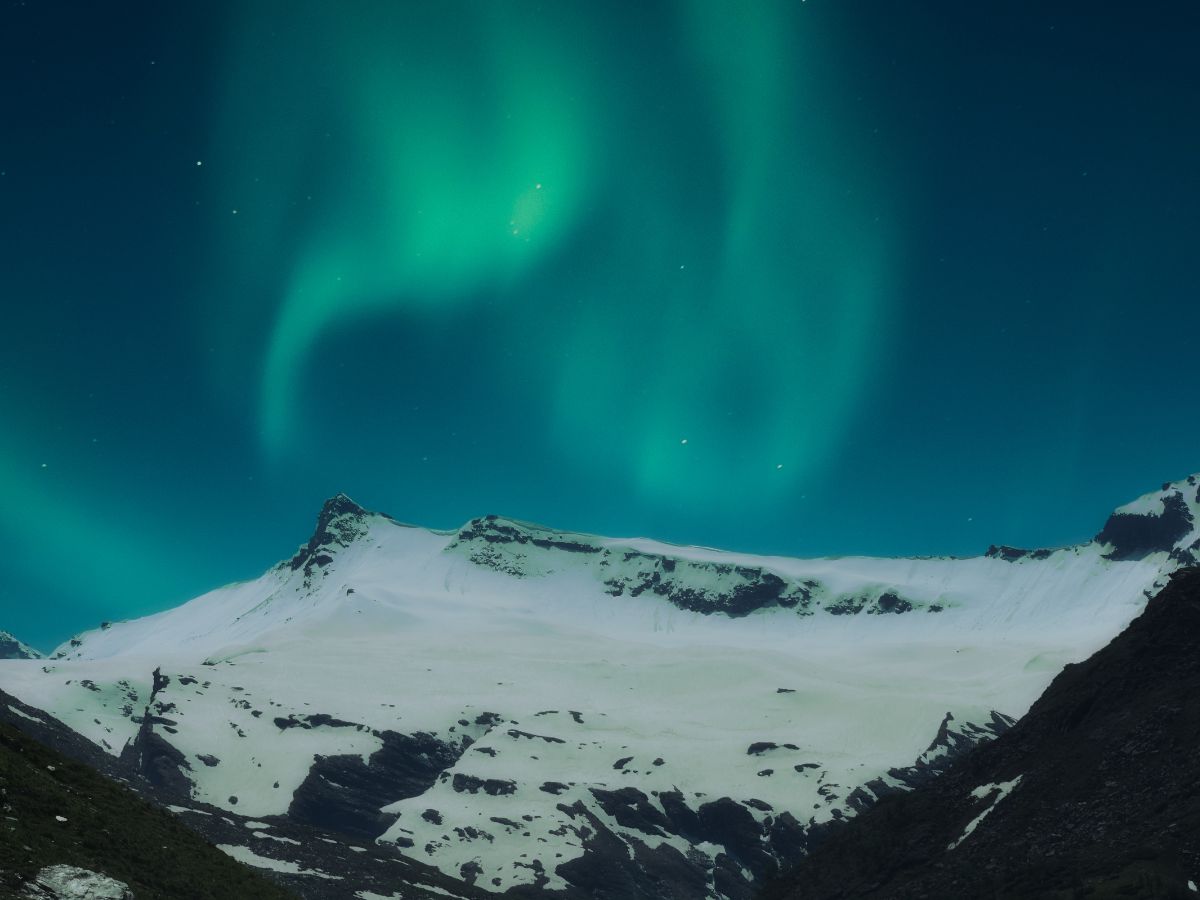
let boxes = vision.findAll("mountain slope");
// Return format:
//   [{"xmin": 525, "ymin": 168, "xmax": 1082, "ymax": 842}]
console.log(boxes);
[
  {"xmin": 0, "ymin": 692, "xmax": 296, "ymax": 899},
  {"xmin": 760, "ymin": 565, "xmax": 1200, "ymax": 899},
  {"xmin": 0, "ymin": 689, "xmax": 492, "ymax": 900},
  {"xmin": 1, "ymin": 473, "xmax": 1197, "ymax": 899}
]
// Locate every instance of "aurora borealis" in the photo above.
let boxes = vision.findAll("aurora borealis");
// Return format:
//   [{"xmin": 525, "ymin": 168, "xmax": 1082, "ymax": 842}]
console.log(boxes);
[{"xmin": 2, "ymin": 2, "xmax": 1198, "ymax": 649}]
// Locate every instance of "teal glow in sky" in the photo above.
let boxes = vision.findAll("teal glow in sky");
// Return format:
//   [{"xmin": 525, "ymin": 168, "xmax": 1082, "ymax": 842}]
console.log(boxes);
[{"xmin": 2, "ymin": 1, "xmax": 1198, "ymax": 648}]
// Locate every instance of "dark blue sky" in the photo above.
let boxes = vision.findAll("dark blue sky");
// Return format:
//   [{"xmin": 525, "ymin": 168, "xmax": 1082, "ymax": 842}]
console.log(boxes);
[{"xmin": 2, "ymin": 1, "xmax": 1198, "ymax": 650}]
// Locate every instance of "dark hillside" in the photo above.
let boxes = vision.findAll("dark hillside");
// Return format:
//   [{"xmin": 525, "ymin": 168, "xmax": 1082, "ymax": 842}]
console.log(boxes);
[
  {"xmin": 0, "ymin": 714, "xmax": 296, "ymax": 899},
  {"xmin": 761, "ymin": 567, "xmax": 1200, "ymax": 900}
]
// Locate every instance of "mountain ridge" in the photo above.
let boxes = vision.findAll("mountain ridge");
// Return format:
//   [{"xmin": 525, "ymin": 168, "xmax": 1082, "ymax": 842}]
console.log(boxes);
[{"xmin": 1, "ymin": 472, "xmax": 1197, "ymax": 899}]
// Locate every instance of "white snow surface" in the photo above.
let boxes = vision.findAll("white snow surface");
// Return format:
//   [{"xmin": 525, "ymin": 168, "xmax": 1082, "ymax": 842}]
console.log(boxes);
[
  {"xmin": 1, "ymin": 474, "xmax": 1197, "ymax": 896},
  {"xmin": 946, "ymin": 775, "xmax": 1024, "ymax": 850},
  {"xmin": 216, "ymin": 844, "xmax": 339, "ymax": 879}
]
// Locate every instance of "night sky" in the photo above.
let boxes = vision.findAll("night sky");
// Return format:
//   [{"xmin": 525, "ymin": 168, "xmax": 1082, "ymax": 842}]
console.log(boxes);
[{"xmin": 3, "ymin": 1, "xmax": 1198, "ymax": 650}]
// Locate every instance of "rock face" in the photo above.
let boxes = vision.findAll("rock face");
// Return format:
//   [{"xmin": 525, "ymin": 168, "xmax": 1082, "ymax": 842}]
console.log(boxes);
[
  {"xmin": 286, "ymin": 492, "xmax": 381, "ymax": 583},
  {"xmin": 448, "ymin": 515, "xmax": 931, "ymax": 617},
  {"xmin": 21, "ymin": 865, "xmax": 133, "ymax": 899},
  {"xmin": 117, "ymin": 668, "xmax": 193, "ymax": 796},
  {"xmin": 762, "ymin": 566, "xmax": 1200, "ymax": 899},
  {"xmin": 288, "ymin": 728, "xmax": 467, "ymax": 838},
  {"xmin": 0, "ymin": 630, "xmax": 43, "ymax": 660},
  {"xmin": 1096, "ymin": 476, "xmax": 1199, "ymax": 563}
]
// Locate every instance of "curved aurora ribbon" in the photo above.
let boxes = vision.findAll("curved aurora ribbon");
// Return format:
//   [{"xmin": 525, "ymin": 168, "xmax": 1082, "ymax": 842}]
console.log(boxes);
[{"xmin": 212, "ymin": 1, "xmax": 895, "ymax": 510}]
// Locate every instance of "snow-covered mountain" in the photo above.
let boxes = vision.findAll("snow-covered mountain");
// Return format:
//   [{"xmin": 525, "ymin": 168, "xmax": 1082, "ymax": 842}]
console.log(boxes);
[
  {"xmin": 1, "ymin": 474, "xmax": 1198, "ymax": 899},
  {"xmin": 0, "ymin": 630, "xmax": 42, "ymax": 660}
]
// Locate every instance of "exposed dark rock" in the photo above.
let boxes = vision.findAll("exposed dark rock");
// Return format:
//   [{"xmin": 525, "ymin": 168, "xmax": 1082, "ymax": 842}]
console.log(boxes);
[
  {"xmin": 1096, "ymin": 490, "xmax": 1194, "ymax": 560},
  {"xmin": 274, "ymin": 712, "xmax": 357, "ymax": 731},
  {"xmin": 823, "ymin": 596, "xmax": 866, "ymax": 615},
  {"xmin": 605, "ymin": 562, "xmax": 811, "ymax": 618},
  {"xmin": 117, "ymin": 667, "xmax": 193, "ymax": 797},
  {"xmin": 552, "ymin": 800, "xmax": 710, "ymax": 900},
  {"xmin": 454, "ymin": 516, "xmax": 603, "ymax": 553},
  {"xmin": 450, "ymin": 773, "xmax": 517, "ymax": 796},
  {"xmin": 878, "ymin": 710, "xmax": 1014, "ymax": 793},
  {"xmin": 288, "ymin": 729, "xmax": 463, "ymax": 838},
  {"xmin": 697, "ymin": 797, "xmax": 777, "ymax": 880},
  {"xmin": 746, "ymin": 742, "xmax": 778, "ymax": 755},
  {"xmin": 870, "ymin": 592, "xmax": 912, "ymax": 614},
  {"xmin": 657, "ymin": 790, "xmax": 704, "ymax": 841},
  {"xmin": 508, "ymin": 728, "xmax": 566, "ymax": 744},
  {"xmin": 287, "ymin": 493, "xmax": 381, "ymax": 579},
  {"xmin": 985, "ymin": 544, "xmax": 1030, "ymax": 561},
  {"xmin": 590, "ymin": 787, "xmax": 671, "ymax": 836}
]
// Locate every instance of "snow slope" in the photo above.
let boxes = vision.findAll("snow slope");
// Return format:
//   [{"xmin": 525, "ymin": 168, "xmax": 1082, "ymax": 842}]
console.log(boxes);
[{"xmin": 1, "ymin": 476, "xmax": 1197, "ymax": 898}]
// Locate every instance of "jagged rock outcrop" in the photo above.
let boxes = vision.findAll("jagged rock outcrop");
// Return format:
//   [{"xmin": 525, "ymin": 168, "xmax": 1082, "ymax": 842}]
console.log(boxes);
[
  {"xmin": 117, "ymin": 668, "xmax": 192, "ymax": 797},
  {"xmin": 286, "ymin": 493, "xmax": 381, "ymax": 581},
  {"xmin": 447, "ymin": 515, "xmax": 933, "ymax": 619}
]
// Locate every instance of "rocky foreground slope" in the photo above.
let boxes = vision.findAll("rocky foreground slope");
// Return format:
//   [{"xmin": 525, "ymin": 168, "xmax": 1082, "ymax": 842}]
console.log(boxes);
[
  {"xmin": 0, "ymin": 689, "xmax": 294, "ymax": 899},
  {"xmin": 0, "ymin": 474, "xmax": 1197, "ymax": 899},
  {"xmin": 761, "ymin": 565, "xmax": 1200, "ymax": 899}
]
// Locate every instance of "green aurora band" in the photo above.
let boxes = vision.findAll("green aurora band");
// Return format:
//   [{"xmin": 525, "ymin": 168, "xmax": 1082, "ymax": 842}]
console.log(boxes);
[{"xmin": 211, "ymin": 0, "xmax": 895, "ymax": 513}]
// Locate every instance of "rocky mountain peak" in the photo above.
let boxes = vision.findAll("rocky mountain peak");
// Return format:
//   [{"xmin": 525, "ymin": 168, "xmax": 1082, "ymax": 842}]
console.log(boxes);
[
  {"xmin": 0, "ymin": 631, "xmax": 42, "ymax": 660},
  {"xmin": 286, "ymin": 493, "xmax": 377, "ymax": 577},
  {"xmin": 1094, "ymin": 473, "xmax": 1199, "ymax": 563}
]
